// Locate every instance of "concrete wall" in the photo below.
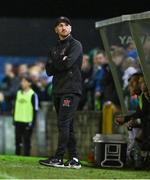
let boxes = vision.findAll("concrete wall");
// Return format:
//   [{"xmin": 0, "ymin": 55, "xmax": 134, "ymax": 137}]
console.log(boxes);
[{"xmin": 0, "ymin": 103, "xmax": 102, "ymax": 160}]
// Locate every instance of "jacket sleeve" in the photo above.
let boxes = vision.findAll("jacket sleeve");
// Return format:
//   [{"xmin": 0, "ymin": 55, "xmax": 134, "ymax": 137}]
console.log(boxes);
[
  {"xmin": 45, "ymin": 50, "xmax": 57, "ymax": 76},
  {"xmin": 31, "ymin": 93, "xmax": 39, "ymax": 128},
  {"xmin": 54, "ymin": 41, "xmax": 83, "ymax": 71},
  {"xmin": 12, "ymin": 93, "xmax": 17, "ymax": 124},
  {"xmin": 124, "ymin": 105, "xmax": 142, "ymax": 122}
]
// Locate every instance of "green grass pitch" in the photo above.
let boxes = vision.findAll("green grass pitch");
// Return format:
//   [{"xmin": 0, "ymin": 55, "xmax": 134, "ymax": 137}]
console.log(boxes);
[{"xmin": 0, "ymin": 155, "xmax": 150, "ymax": 179}]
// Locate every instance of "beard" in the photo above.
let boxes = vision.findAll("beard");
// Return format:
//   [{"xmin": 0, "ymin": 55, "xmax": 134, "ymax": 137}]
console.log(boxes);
[{"xmin": 59, "ymin": 33, "xmax": 70, "ymax": 40}]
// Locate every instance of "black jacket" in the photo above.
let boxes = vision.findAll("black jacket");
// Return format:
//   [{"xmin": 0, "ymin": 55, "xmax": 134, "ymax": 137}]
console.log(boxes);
[{"xmin": 46, "ymin": 35, "xmax": 83, "ymax": 95}]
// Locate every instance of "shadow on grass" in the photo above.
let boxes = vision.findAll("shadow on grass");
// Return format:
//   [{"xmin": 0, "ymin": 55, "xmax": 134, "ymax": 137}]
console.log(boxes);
[{"xmin": 81, "ymin": 160, "xmax": 150, "ymax": 172}]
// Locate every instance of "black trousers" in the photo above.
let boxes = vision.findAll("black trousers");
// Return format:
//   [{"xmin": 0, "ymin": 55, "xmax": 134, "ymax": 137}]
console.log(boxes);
[
  {"xmin": 15, "ymin": 122, "xmax": 33, "ymax": 156},
  {"xmin": 53, "ymin": 93, "xmax": 80, "ymax": 159}
]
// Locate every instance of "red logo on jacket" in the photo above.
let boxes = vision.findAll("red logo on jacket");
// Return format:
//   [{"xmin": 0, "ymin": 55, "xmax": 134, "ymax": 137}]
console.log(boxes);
[{"xmin": 63, "ymin": 99, "xmax": 71, "ymax": 107}]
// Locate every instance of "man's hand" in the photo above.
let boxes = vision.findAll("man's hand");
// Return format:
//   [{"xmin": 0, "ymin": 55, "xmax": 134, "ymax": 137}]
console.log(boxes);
[{"xmin": 115, "ymin": 114, "xmax": 125, "ymax": 125}]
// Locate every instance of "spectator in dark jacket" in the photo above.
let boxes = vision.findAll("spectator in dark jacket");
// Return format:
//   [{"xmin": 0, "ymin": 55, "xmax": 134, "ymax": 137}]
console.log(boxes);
[
  {"xmin": 0, "ymin": 63, "xmax": 20, "ymax": 112},
  {"xmin": 78, "ymin": 54, "xmax": 93, "ymax": 110}
]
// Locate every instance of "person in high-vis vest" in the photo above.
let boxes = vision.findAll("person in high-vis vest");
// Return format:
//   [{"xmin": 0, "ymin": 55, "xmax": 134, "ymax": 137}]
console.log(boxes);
[{"xmin": 13, "ymin": 74, "xmax": 39, "ymax": 156}]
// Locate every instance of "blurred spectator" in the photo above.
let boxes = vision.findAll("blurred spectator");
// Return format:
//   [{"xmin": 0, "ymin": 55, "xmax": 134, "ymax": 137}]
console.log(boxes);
[
  {"xmin": 96, "ymin": 49, "xmax": 121, "ymax": 112},
  {"xmin": 0, "ymin": 91, "xmax": 6, "ymax": 113},
  {"xmin": 88, "ymin": 47, "xmax": 100, "ymax": 67},
  {"xmin": 0, "ymin": 92, "xmax": 4, "ymax": 102},
  {"xmin": 0, "ymin": 63, "xmax": 15, "ymax": 90},
  {"xmin": 91, "ymin": 49, "xmax": 120, "ymax": 112},
  {"xmin": 122, "ymin": 57, "xmax": 138, "ymax": 90},
  {"xmin": 93, "ymin": 50, "xmax": 107, "ymax": 110},
  {"xmin": 35, "ymin": 61, "xmax": 46, "ymax": 73},
  {"xmin": 18, "ymin": 64, "xmax": 29, "ymax": 77},
  {"xmin": 78, "ymin": 54, "xmax": 93, "ymax": 110},
  {"xmin": 29, "ymin": 65, "xmax": 52, "ymax": 103},
  {"xmin": 126, "ymin": 42, "xmax": 138, "ymax": 60},
  {"xmin": 0, "ymin": 63, "xmax": 20, "ymax": 112},
  {"xmin": 111, "ymin": 46, "xmax": 125, "ymax": 82},
  {"xmin": 101, "ymin": 64, "xmax": 120, "ymax": 112},
  {"xmin": 111, "ymin": 46, "xmax": 126, "ymax": 67},
  {"xmin": 39, "ymin": 72, "xmax": 53, "ymax": 102}
]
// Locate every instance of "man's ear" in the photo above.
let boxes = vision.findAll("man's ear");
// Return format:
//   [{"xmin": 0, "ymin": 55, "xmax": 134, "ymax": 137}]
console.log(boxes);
[{"xmin": 55, "ymin": 27, "xmax": 58, "ymax": 34}]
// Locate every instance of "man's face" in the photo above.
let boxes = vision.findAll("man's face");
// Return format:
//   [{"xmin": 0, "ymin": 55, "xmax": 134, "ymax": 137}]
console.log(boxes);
[
  {"xmin": 94, "ymin": 53, "xmax": 107, "ymax": 66},
  {"xmin": 55, "ymin": 22, "xmax": 71, "ymax": 38}
]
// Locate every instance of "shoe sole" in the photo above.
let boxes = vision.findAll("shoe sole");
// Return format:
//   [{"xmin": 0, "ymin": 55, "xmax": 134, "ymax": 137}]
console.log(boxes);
[
  {"xmin": 39, "ymin": 162, "xmax": 64, "ymax": 168},
  {"xmin": 64, "ymin": 165, "xmax": 81, "ymax": 169},
  {"xmin": 53, "ymin": 164, "xmax": 65, "ymax": 168}
]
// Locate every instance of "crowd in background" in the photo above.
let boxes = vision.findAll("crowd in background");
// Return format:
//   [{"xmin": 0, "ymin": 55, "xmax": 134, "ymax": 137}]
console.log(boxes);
[
  {"xmin": 0, "ymin": 61, "xmax": 53, "ymax": 113},
  {"xmin": 0, "ymin": 42, "xmax": 141, "ymax": 114},
  {"xmin": 79, "ymin": 41, "xmax": 140, "ymax": 112}
]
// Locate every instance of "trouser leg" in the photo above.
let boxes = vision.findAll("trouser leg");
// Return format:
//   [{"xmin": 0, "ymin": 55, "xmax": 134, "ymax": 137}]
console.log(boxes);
[
  {"xmin": 15, "ymin": 123, "xmax": 23, "ymax": 155},
  {"xmin": 23, "ymin": 126, "xmax": 33, "ymax": 156},
  {"xmin": 133, "ymin": 139, "xmax": 143, "ymax": 169},
  {"xmin": 67, "ymin": 118, "xmax": 77, "ymax": 158},
  {"xmin": 54, "ymin": 94, "xmax": 80, "ymax": 159}
]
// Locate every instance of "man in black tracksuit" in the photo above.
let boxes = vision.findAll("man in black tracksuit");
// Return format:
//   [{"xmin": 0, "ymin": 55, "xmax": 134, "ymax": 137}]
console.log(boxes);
[{"xmin": 39, "ymin": 17, "xmax": 83, "ymax": 169}]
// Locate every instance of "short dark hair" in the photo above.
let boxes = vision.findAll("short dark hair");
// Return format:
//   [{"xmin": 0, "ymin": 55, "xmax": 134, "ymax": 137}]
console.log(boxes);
[{"xmin": 21, "ymin": 73, "xmax": 32, "ymax": 83}]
